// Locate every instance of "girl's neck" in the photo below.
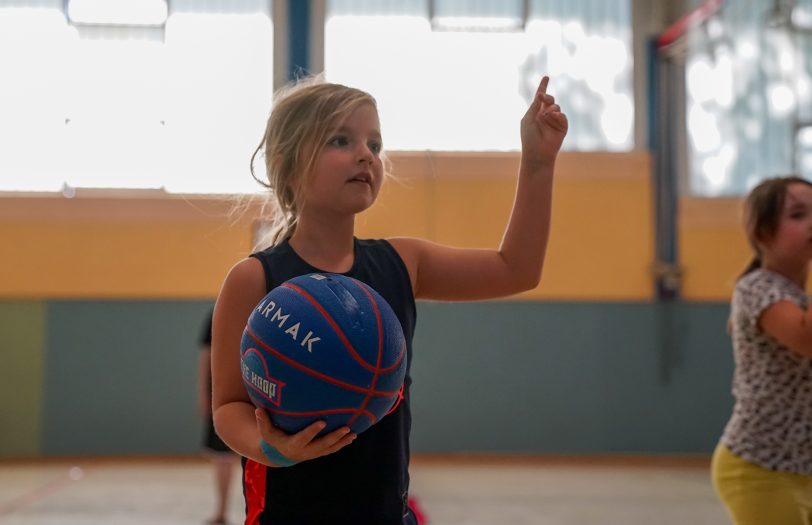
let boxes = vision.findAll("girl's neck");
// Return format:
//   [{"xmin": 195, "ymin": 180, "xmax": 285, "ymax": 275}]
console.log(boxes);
[
  {"xmin": 761, "ymin": 255, "xmax": 809, "ymax": 289},
  {"xmin": 288, "ymin": 214, "xmax": 356, "ymax": 273}
]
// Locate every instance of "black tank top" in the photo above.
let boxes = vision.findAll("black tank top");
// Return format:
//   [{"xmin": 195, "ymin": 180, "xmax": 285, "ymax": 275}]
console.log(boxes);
[{"xmin": 244, "ymin": 237, "xmax": 417, "ymax": 525}]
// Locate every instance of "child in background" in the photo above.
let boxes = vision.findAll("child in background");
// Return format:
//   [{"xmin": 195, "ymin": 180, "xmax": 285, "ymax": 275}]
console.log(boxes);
[
  {"xmin": 211, "ymin": 76, "xmax": 567, "ymax": 524},
  {"xmin": 198, "ymin": 309, "xmax": 237, "ymax": 525},
  {"xmin": 711, "ymin": 176, "xmax": 812, "ymax": 525}
]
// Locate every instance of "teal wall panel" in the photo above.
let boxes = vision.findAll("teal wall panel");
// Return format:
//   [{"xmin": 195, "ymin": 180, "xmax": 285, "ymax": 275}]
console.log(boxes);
[
  {"xmin": 0, "ymin": 301, "xmax": 45, "ymax": 457},
  {"xmin": 409, "ymin": 301, "xmax": 733, "ymax": 454},
  {"xmin": 32, "ymin": 299, "xmax": 733, "ymax": 457},
  {"xmin": 42, "ymin": 301, "xmax": 213, "ymax": 456}
]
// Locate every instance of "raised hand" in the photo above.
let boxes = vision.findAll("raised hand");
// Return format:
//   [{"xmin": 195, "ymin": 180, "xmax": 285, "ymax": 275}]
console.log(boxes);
[{"xmin": 520, "ymin": 76, "xmax": 568, "ymax": 168}]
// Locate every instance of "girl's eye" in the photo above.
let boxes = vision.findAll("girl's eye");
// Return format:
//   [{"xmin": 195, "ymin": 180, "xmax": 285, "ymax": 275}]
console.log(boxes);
[
  {"xmin": 787, "ymin": 207, "xmax": 808, "ymax": 219},
  {"xmin": 368, "ymin": 141, "xmax": 382, "ymax": 155},
  {"xmin": 328, "ymin": 136, "xmax": 349, "ymax": 147}
]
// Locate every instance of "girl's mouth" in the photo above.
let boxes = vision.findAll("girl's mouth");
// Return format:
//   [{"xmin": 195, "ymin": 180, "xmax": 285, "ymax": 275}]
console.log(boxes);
[{"xmin": 348, "ymin": 173, "xmax": 371, "ymax": 185}]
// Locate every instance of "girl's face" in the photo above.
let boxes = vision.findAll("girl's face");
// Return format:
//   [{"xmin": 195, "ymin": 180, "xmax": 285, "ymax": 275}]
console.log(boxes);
[
  {"xmin": 304, "ymin": 103, "xmax": 384, "ymax": 216},
  {"xmin": 763, "ymin": 182, "xmax": 812, "ymax": 265}
]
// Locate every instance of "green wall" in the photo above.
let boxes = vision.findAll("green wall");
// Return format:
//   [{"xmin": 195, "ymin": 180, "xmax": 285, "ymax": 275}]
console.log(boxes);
[
  {"xmin": 42, "ymin": 301, "xmax": 212, "ymax": 456},
  {"xmin": 0, "ymin": 300, "xmax": 733, "ymax": 458},
  {"xmin": 0, "ymin": 302, "xmax": 45, "ymax": 456}
]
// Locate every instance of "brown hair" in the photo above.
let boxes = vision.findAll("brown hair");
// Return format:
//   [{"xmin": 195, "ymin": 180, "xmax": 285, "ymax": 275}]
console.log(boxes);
[
  {"xmin": 740, "ymin": 175, "xmax": 812, "ymax": 277},
  {"xmin": 250, "ymin": 78, "xmax": 381, "ymax": 248}
]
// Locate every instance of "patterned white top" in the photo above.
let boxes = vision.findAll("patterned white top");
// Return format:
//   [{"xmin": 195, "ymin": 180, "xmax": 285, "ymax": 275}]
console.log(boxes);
[{"xmin": 720, "ymin": 269, "xmax": 812, "ymax": 475}]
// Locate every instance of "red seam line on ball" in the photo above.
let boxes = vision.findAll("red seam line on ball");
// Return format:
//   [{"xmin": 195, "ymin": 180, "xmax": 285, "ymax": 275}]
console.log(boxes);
[
  {"xmin": 385, "ymin": 384, "xmax": 405, "ymax": 416},
  {"xmin": 281, "ymin": 282, "xmax": 380, "ymax": 372},
  {"xmin": 265, "ymin": 405, "xmax": 378, "ymax": 423},
  {"xmin": 244, "ymin": 328, "xmax": 399, "ymax": 397},
  {"xmin": 282, "ymin": 282, "xmax": 404, "ymax": 374},
  {"xmin": 347, "ymin": 278, "xmax": 385, "ymax": 428}
]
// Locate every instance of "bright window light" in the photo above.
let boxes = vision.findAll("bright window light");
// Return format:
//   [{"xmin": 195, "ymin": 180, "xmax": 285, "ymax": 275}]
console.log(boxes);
[
  {"xmin": 60, "ymin": 27, "xmax": 168, "ymax": 189},
  {"xmin": 601, "ymin": 94, "xmax": 634, "ymax": 146},
  {"xmin": 798, "ymin": 126, "xmax": 812, "ymax": 177},
  {"xmin": 700, "ymin": 144, "xmax": 736, "ymax": 195},
  {"xmin": 684, "ymin": 1, "xmax": 804, "ymax": 196},
  {"xmin": 0, "ymin": 2, "xmax": 272, "ymax": 195},
  {"xmin": 0, "ymin": 5, "xmax": 70, "ymax": 192},
  {"xmin": 767, "ymin": 83, "xmax": 796, "ymax": 115},
  {"xmin": 325, "ymin": 0, "xmax": 633, "ymax": 152},
  {"xmin": 67, "ymin": 0, "xmax": 168, "ymax": 26},
  {"xmin": 432, "ymin": 16, "xmax": 523, "ymax": 31},
  {"xmin": 431, "ymin": 0, "xmax": 526, "ymax": 31},
  {"xmin": 792, "ymin": 3, "xmax": 812, "ymax": 29},
  {"xmin": 163, "ymin": 11, "xmax": 274, "ymax": 194},
  {"xmin": 688, "ymin": 103, "xmax": 722, "ymax": 153},
  {"xmin": 687, "ymin": 57, "xmax": 716, "ymax": 103}
]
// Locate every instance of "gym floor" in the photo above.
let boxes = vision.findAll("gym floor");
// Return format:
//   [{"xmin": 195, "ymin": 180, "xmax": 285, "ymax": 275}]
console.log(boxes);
[{"xmin": 0, "ymin": 455, "xmax": 729, "ymax": 524}]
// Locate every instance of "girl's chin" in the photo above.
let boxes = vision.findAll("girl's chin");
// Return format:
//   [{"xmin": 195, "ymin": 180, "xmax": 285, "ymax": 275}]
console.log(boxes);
[{"xmin": 332, "ymin": 200, "xmax": 376, "ymax": 216}]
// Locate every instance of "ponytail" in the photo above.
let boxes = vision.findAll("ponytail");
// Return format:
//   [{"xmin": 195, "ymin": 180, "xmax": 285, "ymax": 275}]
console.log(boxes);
[
  {"xmin": 252, "ymin": 202, "xmax": 298, "ymax": 252},
  {"xmin": 267, "ymin": 215, "xmax": 297, "ymax": 248},
  {"xmin": 738, "ymin": 256, "xmax": 761, "ymax": 280}
]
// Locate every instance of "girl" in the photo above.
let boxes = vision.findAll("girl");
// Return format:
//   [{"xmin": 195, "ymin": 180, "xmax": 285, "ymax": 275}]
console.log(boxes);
[
  {"xmin": 711, "ymin": 176, "xmax": 812, "ymax": 525},
  {"xmin": 212, "ymin": 76, "xmax": 567, "ymax": 525}
]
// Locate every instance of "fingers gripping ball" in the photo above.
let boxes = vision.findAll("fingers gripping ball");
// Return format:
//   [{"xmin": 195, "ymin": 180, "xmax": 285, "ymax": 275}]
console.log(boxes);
[{"xmin": 240, "ymin": 273, "xmax": 407, "ymax": 436}]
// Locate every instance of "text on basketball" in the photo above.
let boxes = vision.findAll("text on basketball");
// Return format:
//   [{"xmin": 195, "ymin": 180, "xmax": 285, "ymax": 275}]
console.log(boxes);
[{"xmin": 256, "ymin": 299, "xmax": 321, "ymax": 353}]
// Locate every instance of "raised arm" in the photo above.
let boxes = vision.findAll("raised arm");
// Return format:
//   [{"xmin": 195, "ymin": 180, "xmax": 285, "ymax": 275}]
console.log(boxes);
[
  {"xmin": 389, "ymin": 76, "xmax": 568, "ymax": 301},
  {"xmin": 760, "ymin": 300, "xmax": 812, "ymax": 358}
]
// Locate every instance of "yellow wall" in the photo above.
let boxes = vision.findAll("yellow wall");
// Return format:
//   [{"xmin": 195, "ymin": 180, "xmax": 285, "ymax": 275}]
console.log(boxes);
[
  {"xmin": 358, "ymin": 151, "xmax": 654, "ymax": 301},
  {"xmin": 679, "ymin": 197, "xmax": 750, "ymax": 301},
  {"xmin": 0, "ymin": 150, "xmax": 754, "ymax": 302},
  {"xmin": 0, "ymin": 197, "xmax": 253, "ymax": 299}
]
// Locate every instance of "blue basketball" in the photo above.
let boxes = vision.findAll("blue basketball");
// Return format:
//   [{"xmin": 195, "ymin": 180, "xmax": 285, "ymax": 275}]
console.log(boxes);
[{"xmin": 240, "ymin": 273, "xmax": 407, "ymax": 436}]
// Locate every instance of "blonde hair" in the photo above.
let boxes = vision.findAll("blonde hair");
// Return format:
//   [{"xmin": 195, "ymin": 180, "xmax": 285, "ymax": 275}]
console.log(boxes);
[{"xmin": 250, "ymin": 78, "xmax": 380, "ymax": 248}]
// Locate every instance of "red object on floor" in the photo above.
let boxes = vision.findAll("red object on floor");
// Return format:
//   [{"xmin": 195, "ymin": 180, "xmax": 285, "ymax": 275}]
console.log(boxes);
[{"xmin": 408, "ymin": 496, "xmax": 428, "ymax": 525}]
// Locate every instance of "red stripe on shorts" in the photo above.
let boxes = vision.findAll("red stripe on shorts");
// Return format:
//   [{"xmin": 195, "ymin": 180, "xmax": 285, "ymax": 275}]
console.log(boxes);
[{"xmin": 243, "ymin": 459, "xmax": 267, "ymax": 525}]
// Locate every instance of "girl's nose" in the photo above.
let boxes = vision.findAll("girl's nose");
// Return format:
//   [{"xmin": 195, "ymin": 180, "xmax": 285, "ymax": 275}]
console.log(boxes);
[{"xmin": 357, "ymin": 145, "xmax": 373, "ymax": 163}]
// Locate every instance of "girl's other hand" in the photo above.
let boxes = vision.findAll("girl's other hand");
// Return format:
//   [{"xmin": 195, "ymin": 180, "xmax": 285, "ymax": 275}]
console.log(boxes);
[
  {"xmin": 254, "ymin": 409, "xmax": 356, "ymax": 466},
  {"xmin": 520, "ymin": 75, "xmax": 568, "ymax": 169}
]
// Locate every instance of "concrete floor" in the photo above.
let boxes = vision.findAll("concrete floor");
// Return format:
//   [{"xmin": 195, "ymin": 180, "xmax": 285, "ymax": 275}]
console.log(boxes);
[{"xmin": 0, "ymin": 456, "xmax": 729, "ymax": 524}]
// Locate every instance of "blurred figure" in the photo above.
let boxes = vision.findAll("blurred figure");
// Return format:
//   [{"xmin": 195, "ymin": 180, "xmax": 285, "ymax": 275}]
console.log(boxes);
[
  {"xmin": 711, "ymin": 176, "xmax": 812, "ymax": 525},
  {"xmin": 198, "ymin": 309, "xmax": 238, "ymax": 525}
]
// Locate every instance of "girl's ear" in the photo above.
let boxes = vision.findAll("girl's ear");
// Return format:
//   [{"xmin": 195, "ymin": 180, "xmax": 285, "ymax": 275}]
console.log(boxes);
[{"xmin": 753, "ymin": 228, "xmax": 775, "ymax": 253}]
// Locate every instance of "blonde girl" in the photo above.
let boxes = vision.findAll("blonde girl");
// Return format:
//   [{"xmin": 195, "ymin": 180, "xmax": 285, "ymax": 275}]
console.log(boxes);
[{"xmin": 212, "ymin": 76, "xmax": 567, "ymax": 524}]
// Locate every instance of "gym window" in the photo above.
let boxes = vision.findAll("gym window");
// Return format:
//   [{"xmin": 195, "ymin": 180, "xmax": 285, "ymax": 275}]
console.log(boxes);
[
  {"xmin": 324, "ymin": 0, "xmax": 634, "ymax": 152},
  {"xmin": 684, "ymin": 0, "xmax": 812, "ymax": 195},
  {"xmin": 0, "ymin": 0, "xmax": 273, "ymax": 194}
]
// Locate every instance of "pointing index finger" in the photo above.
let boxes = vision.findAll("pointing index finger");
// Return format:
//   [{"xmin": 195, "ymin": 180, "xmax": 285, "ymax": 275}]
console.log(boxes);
[{"xmin": 537, "ymin": 76, "xmax": 550, "ymax": 98}]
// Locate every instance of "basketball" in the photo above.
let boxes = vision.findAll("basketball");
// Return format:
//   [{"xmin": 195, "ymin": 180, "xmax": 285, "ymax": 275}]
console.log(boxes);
[{"xmin": 239, "ymin": 273, "xmax": 407, "ymax": 436}]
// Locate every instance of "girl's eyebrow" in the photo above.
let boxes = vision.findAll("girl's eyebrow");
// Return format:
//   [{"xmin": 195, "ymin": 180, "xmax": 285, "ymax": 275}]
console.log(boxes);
[
  {"xmin": 785, "ymin": 195, "xmax": 801, "ymax": 205},
  {"xmin": 331, "ymin": 126, "xmax": 382, "ymax": 139}
]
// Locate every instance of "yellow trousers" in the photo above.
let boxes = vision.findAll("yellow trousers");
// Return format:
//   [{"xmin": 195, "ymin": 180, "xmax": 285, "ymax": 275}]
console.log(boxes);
[{"xmin": 712, "ymin": 443, "xmax": 812, "ymax": 525}]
